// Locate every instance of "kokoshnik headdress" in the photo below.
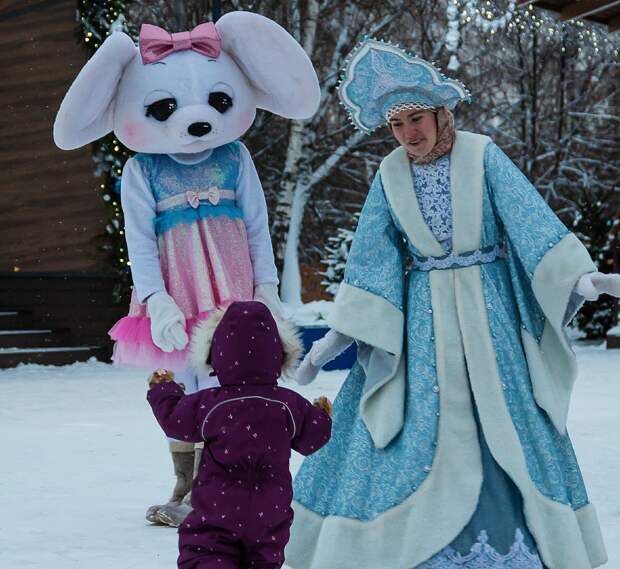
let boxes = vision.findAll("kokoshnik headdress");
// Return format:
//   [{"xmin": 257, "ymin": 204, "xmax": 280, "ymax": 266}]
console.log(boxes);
[{"xmin": 337, "ymin": 38, "xmax": 471, "ymax": 134}]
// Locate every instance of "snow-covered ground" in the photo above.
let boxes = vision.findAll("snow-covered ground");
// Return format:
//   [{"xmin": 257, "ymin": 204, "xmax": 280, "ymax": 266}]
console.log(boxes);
[{"xmin": 1, "ymin": 343, "xmax": 619, "ymax": 569}]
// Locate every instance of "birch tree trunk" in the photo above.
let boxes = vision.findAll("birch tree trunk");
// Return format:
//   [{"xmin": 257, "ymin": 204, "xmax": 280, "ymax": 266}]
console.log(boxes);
[
  {"xmin": 276, "ymin": 3, "xmax": 397, "ymax": 305},
  {"xmin": 275, "ymin": 0, "xmax": 320, "ymax": 305},
  {"xmin": 280, "ymin": 130, "xmax": 366, "ymax": 305}
]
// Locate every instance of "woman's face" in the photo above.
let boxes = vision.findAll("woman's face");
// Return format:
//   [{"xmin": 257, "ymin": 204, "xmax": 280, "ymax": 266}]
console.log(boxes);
[{"xmin": 388, "ymin": 109, "xmax": 438, "ymax": 157}]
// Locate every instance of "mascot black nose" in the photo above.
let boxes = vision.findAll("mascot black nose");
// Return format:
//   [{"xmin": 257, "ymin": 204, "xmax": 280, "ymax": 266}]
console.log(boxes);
[{"xmin": 188, "ymin": 122, "xmax": 212, "ymax": 137}]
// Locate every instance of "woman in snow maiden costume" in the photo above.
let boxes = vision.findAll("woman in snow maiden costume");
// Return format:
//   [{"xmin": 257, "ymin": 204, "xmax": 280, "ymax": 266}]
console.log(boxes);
[
  {"xmin": 53, "ymin": 12, "xmax": 320, "ymax": 527},
  {"xmin": 286, "ymin": 39, "xmax": 620, "ymax": 569}
]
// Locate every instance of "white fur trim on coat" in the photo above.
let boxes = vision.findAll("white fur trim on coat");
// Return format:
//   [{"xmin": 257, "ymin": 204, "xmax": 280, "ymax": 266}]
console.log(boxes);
[
  {"xmin": 190, "ymin": 309, "xmax": 226, "ymax": 378},
  {"xmin": 276, "ymin": 315, "xmax": 303, "ymax": 378}
]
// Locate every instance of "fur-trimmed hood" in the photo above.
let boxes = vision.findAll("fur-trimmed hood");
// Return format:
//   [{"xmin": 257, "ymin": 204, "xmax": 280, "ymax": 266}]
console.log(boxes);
[{"xmin": 190, "ymin": 301, "xmax": 302, "ymax": 385}]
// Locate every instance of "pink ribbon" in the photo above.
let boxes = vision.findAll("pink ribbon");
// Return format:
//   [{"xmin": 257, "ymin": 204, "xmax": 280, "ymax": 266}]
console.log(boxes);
[
  {"xmin": 205, "ymin": 186, "xmax": 221, "ymax": 206},
  {"xmin": 186, "ymin": 191, "xmax": 201, "ymax": 209},
  {"xmin": 139, "ymin": 23, "xmax": 221, "ymax": 64},
  {"xmin": 185, "ymin": 187, "xmax": 221, "ymax": 208}
]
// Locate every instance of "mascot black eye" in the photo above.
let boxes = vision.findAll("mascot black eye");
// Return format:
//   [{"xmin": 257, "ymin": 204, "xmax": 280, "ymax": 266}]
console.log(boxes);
[
  {"xmin": 208, "ymin": 92, "xmax": 233, "ymax": 113},
  {"xmin": 145, "ymin": 98, "xmax": 178, "ymax": 121}
]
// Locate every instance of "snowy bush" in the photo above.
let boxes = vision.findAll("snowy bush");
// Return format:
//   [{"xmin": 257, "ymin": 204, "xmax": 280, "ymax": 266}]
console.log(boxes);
[{"xmin": 320, "ymin": 215, "xmax": 358, "ymax": 298}]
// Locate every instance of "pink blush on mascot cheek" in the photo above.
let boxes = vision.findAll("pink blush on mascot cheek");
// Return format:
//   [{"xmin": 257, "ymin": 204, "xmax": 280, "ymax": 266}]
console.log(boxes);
[
  {"xmin": 121, "ymin": 122, "xmax": 145, "ymax": 147},
  {"xmin": 235, "ymin": 110, "xmax": 256, "ymax": 135}
]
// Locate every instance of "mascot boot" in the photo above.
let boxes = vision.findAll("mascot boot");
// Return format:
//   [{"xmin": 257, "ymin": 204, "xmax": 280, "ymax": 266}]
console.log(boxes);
[
  {"xmin": 146, "ymin": 442, "xmax": 194, "ymax": 524},
  {"xmin": 155, "ymin": 443, "xmax": 204, "ymax": 527}
]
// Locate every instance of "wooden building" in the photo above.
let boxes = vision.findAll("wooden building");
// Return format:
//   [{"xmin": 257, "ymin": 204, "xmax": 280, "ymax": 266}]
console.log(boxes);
[{"xmin": 0, "ymin": 0, "xmax": 126, "ymax": 367}]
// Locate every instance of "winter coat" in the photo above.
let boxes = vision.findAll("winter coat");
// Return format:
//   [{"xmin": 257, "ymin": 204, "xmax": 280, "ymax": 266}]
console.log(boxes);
[{"xmin": 148, "ymin": 301, "xmax": 331, "ymax": 569}]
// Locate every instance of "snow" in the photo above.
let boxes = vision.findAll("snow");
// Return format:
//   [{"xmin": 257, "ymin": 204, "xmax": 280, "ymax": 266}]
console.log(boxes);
[
  {"xmin": 286, "ymin": 300, "xmax": 333, "ymax": 327},
  {"xmin": 1, "ymin": 344, "xmax": 619, "ymax": 569},
  {"xmin": 607, "ymin": 324, "xmax": 620, "ymax": 336},
  {"xmin": 0, "ymin": 346, "xmax": 97, "ymax": 354},
  {"xmin": 0, "ymin": 330, "xmax": 53, "ymax": 335}
]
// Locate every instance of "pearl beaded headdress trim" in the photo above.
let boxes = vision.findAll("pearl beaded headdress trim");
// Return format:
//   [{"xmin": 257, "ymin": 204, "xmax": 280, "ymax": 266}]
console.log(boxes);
[{"xmin": 385, "ymin": 102, "xmax": 436, "ymax": 122}]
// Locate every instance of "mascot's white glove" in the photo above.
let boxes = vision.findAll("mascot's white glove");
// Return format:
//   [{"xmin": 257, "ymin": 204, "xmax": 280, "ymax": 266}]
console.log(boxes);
[
  {"xmin": 296, "ymin": 329, "xmax": 354, "ymax": 385},
  {"xmin": 146, "ymin": 290, "xmax": 189, "ymax": 353},
  {"xmin": 576, "ymin": 272, "xmax": 620, "ymax": 301},
  {"xmin": 253, "ymin": 283, "xmax": 284, "ymax": 318}
]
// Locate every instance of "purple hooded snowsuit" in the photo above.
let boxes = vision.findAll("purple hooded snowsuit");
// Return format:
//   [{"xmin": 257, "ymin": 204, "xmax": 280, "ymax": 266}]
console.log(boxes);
[{"xmin": 148, "ymin": 301, "xmax": 332, "ymax": 569}]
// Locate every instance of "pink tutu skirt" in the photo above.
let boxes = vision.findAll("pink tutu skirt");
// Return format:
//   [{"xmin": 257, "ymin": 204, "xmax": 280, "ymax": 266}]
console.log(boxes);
[{"xmin": 109, "ymin": 216, "xmax": 254, "ymax": 369}]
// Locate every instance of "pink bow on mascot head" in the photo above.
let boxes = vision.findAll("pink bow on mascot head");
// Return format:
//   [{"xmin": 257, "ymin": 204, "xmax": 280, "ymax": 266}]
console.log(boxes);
[{"xmin": 139, "ymin": 23, "xmax": 222, "ymax": 64}]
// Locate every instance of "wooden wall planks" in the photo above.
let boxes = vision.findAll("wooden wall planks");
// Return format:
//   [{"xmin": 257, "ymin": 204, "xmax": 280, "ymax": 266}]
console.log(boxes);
[{"xmin": 0, "ymin": 0, "xmax": 110, "ymax": 272}]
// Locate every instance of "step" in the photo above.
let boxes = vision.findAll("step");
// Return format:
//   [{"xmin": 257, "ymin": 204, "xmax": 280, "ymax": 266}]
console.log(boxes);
[
  {"xmin": 0, "ymin": 310, "xmax": 33, "ymax": 330},
  {"xmin": 0, "ymin": 346, "xmax": 106, "ymax": 368},
  {"xmin": 0, "ymin": 328, "xmax": 71, "ymax": 349},
  {"xmin": 607, "ymin": 334, "xmax": 620, "ymax": 349}
]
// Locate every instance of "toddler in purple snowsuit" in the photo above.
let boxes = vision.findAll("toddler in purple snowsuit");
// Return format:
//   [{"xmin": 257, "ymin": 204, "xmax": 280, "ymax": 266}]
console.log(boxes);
[{"xmin": 147, "ymin": 301, "xmax": 332, "ymax": 569}]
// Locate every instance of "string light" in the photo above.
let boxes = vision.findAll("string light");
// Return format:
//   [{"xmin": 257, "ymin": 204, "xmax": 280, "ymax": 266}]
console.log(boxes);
[
  {"xmin": 462, "ymin": 0, "xmax": 517, "ymax": 32},
  {"xmin": 457, "ymin": 0, "xmax": 618, "ymax": 57},
  {"xmin": 77, "ymin": 0, "xmax": 136, "ymax": 298}
]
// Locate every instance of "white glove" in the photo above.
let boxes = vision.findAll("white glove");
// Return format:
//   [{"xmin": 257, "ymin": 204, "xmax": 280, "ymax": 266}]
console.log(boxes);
[
  {"xmin": 146, "ymin": 291, "xmax": 189, "ymax": 353},
  {"xmin": 296, "ymin": 329, "xmax": 354, "ymax": 385},
  {"xmin": 253, "ymin": 283, "xmax": 284, "ymax": 318},
  {"xmin": 576, "ymin": 272, "xmax": 620, "ymax": 301}
]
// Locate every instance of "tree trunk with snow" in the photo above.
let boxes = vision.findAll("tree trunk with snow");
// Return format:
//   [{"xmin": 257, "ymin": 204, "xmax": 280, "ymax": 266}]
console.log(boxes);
[
  {"xmin": 276, "ymin": 2, "xmax": 401, "ymax": 304},
  {"xmin": 273, "ymin": 0, "xmax": 319, "ymax": 266},
  {"xmin": 280, "ymin": 130, "xmax": 366, "ymax": 304}
]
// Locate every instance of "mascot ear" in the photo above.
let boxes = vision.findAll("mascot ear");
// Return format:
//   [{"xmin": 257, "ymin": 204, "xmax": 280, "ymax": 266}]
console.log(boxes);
[
  {"xmin": 216, "ymin": 11, "xmax": 320, "ymax": 120},
  {"xmin": 54, "ymin": 32, "xmax": 137, "ymax": 150}
]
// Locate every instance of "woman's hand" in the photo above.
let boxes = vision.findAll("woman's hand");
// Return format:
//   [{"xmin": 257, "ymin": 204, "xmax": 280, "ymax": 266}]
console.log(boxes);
[
  {"xmin": 576, "ymin": 272, "xmax": 620, "ymax": 301},
  {"xmin": 295, "ymin": 329, "xmax": 354, "ymax": 385}
]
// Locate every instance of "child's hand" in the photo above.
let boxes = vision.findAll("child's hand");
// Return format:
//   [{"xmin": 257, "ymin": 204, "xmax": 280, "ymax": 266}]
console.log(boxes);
[
  {"xmin": 148, "ymin": 368, "xmax": 176, "ymax": 388},
  {"xmin": 313, "ymin": 396, "xmax": 333, "ymax": 417}
]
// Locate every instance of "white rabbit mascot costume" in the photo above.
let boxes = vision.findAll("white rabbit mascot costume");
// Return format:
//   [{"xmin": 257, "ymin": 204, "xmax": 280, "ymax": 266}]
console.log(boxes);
[{"xmin": 54, "ymin": 11, "xmax": 320, "ymax": 526}]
